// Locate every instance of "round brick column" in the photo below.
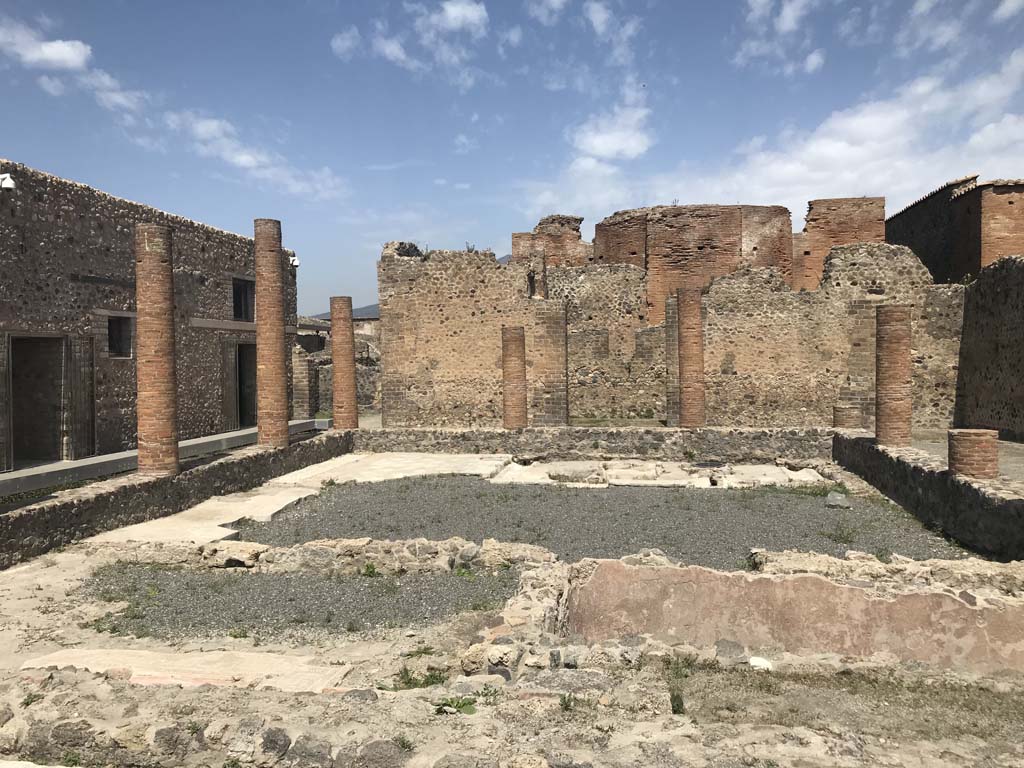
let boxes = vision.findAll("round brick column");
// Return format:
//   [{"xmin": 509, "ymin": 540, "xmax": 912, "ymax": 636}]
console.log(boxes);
[
  {"xmin": 833, "ymin": 404, "xmax": 862, "ymax": 429},
  {"xmin": 502, "ymin": 326, "xmax": 528, "ymax": 429},
  {"xmin": 255, "ymin": 218, "xmax": 289, "ymax": 448},
  {"xmin": 330, "ymin": 296, "xmax": 359, "ymax": 430},
  {"xmin": 677, "ymin": 288, "xmax": 706, "ymax": 428},
  {"xmin": 875, "ymin": 305, "xmax": 912, "ymax": 446},
  {"xmin": 134, "ymin": 223, "xmax": 179, "ymax": 477},
  {"xmin": 948, "ymin": 429, "xmax": 999, "ymax": 479}
]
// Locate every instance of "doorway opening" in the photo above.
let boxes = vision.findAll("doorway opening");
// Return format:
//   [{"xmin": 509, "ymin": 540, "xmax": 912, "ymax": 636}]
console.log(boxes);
[
  {"xmin": 237, "ymin": 342, "xmax": 257, "ymax": 428},
  {"xmin": 11, "ymin": 337, "xmax": 64, "ymax": 467}
]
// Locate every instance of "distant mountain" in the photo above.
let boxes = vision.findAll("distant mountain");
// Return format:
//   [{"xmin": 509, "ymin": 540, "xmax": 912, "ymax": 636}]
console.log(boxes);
[{"xmin": 312, "ymin": 303, "xmax": 379, "ymax": 321}]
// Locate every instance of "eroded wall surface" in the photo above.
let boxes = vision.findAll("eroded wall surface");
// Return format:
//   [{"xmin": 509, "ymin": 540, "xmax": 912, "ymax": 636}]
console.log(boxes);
[
  {"xmin": 793, "ymin": 198, "xmax": 885, "ymax": 291},
  {"xmin": 379, "ymin": 243, "xmax": 567, "ymax": 427},
  {"xmin": 0, "ymin": 160, "xmax": 298, "ymax": 460},
  {"xmin": 956, "ymin": 256, "xmax": 1024, "ymax": 437},
  {"xmin": 704, "ymin": 243, "xmax": 963, "ymax": 428}
]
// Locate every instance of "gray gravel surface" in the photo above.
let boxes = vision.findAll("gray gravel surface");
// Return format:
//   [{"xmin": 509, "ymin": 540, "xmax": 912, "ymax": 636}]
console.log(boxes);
[
  {"xmin": 85, "ymin": 563, "xmax": 518, "ymax": 640},
  {"xmin": 232, "ymin": 476, "xmax": 970, "ymax": 569}
]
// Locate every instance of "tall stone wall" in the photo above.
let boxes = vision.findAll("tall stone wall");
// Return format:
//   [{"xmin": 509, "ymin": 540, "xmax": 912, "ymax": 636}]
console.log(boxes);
[
  {"xmin": 703, "ymin": 243, "xmax": 962, "ymax": 428},
  {"xmin": 979, "ymin": 184, "xmax": 1024, "ymax": 271},
  {"xmin": 955, "ymin": 256, "xmax": 1024, "ymax": 438},
  {"xmin": 0, "ymin": 159, "xmax": 298, "ymax": 463},
  {"xmin": 511, "ymin": 215, "xmax": 592, "ymax": 268},
  {"xmin": 794, "ymin": 197, "xmax": 885, "ymax": 290},
  {"xmin": 378, "ymin": 243, "xmax": 567, "ymax": 427},
  {"xmin": 547, "ymin": 264, "xmax": 663, "ymax": 420}
]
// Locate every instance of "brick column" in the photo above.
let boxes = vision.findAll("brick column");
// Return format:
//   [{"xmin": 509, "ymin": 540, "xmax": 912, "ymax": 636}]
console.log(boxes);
[
  {"xmin": 875, "ymin": 305, "xmax": 912, "ymax": 446},
  {"xmin": 331, "ymin": 296, "xmax": 359, "ymax": 429},
  {"xmin": 677, "ymin": 288, "xmax": 706, "ymax": 428},
  {"xmin": 134, "ymin": 223, "xmax": 179, "ymax": 476},
  {"xmin": 948, "ymin": 429, "xmax": 999, "ymax": 479},
  {"xmin": 255, "ymin": 218, "xmax": 289, "ymax": 448},
  {"xmin": 502, "ymin": 326, "xmax": 528, "ymax": 429},
  {"xmin": 833, "ymin": 404, "xmax": 862, "ymax": 429}
]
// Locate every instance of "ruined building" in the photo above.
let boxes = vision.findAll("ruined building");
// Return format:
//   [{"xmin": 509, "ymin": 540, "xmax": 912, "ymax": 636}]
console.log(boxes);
[
  {"xmin": 0, "ymin": 160, "xmax": 298, "ymax": 472},
  {"xmin": 885, "ymin": 175, "xmax": 1024, "ymax": 283}
]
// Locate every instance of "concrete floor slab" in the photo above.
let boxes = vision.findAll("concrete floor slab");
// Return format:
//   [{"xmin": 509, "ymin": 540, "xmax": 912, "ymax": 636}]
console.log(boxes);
[
  {"xmin": 269, "ymin": 452, "xmax": 513, "ymax": 486},
  {"xmin": 21, "ymin": 649, "xmax": 351, "ymax": 692}
]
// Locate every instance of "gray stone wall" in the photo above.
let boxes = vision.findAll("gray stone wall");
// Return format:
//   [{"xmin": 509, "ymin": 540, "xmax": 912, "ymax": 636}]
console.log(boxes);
[{"xmin": 0, "ymin": 160, "xmax": 299, "ymax": 460}]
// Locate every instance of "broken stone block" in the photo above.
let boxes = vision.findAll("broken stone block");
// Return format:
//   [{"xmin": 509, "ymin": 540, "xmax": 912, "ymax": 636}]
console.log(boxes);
[{"xmin": 825, "ymin": 491, "xmax": 853, "ymax": 508}]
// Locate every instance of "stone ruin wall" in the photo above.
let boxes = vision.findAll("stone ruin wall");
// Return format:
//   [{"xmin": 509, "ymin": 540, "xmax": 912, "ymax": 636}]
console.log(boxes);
[
  {"xmin": 703, "ymin": 243, "xmax": 963, "ymax": 428},
  {"xmin": 0, "ymin": 160, "xmax": 297, "ymax": 460},
  {"xmin": 955, "ymin": 256, "xmax": 1024, "ymax": 438},
  {"xmin": 793, "ymin": 198, "xmax": 885, "ymax": 291},
  {"xmin": 378, "ymin": 243, "xmax": 567, "ymax": 427},
  {"xmin": 511, "ymin": 215, "xmax": 592, "ymax": 268}
]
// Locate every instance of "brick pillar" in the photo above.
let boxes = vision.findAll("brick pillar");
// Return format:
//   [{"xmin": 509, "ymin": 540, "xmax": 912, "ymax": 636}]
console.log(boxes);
[
  {"xmin": 330, "ymin": 296, "xmax": 358, "ymax": 429},
  {"xmin": 134, "ymin": 223, "xmax": 179, "ymax": 476},
  {"xmin": 833, "ymin": 404, "xmax": 862, "ymax": 429},
  {"xmin": 948, "ymin": 429, "xmax": 999, "ymax": 479},
  {"xmin": 255, "ymin": 218, "xmax": 289, "ymax": 448},
  {"xmin": 502, "ymin": 326, "xmax": 528, "ymax": 429},
  {"xmin": 677, "ymin": 288, "xmax": 706, "ymax": 428},
  {"xmin": 875, "ymin": 305, "xmax": 912, "ymax": 446}
]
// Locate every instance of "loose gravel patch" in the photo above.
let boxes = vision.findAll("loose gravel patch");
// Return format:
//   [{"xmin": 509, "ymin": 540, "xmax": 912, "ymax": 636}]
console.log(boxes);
[
  {"xmin": 233, "ymin": 476, "xmax": 970, "ymax": 569},
  {"xmin": 86, "ymin": 563, "xmax": 519, "ymax": 640}
]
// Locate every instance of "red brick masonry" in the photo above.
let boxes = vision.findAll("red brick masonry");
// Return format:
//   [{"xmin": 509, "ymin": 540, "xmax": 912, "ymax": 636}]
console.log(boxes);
[
  {"xmin": 502, "ymin": 326, "xmax": 528, "ymax": 429},
  {"xmin": 134, "ymin": 224, "xmax": 179, "ymax": 476},
  {"xmin": 875, "ymin": 305, "xmax": 912, "ymax": 446},
  {"xmin": 255, "ymin": 219, "xmax": 289, "ymax": 448},
  {"xmin": 948, "ymin": 428, "xmax": 999, "ymax": 479},
  {"xmin": 331, "ymin": 296, "xmax": 359, "ymax": 429},
  {"xmin": 677, "ymin": 288, "xmax": 706, "ymax": 428}
]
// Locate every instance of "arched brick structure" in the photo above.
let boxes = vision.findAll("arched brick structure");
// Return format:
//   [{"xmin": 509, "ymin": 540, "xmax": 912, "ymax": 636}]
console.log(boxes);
[
  {"xmin": 134, "ymin": 223, "xmax": 179, "ymax": 476},
  {"xmin": 875, "ymin": 305, "xmax": 912, "ymax": 446},
  {"xmin": 254, "ymin": 218, "xmax": 289, "ymax": 448},
  {"xmin": 331, "ymin": 295, "xmax": 359, "ymax": 429},
  {"xmin": 502, "ymin": 326, "xmax": 528, "ymax": 429}
]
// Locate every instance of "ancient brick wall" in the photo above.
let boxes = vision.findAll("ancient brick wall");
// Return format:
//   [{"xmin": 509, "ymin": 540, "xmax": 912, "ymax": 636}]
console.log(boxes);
[
  {"xmin": 739, "ymin": 205, "xmax": 793, "ymax": 278},
  {"xmin": 0, "ymin": 160, "xmax": 298, "ymax": 462},
  {"xmin": 592, "ymin": 209, "xmax": 647, "ymax": 268},
  {"xmin": 955, "ymin": 256, "xmax": 1024, "ymax": 438},
  {"xmin": 980, "ymin": 184, "xmax": 1024, "ymax": 270},
  {"xmin": 379, "ymin": 243, "xmax": 567, "ymax": 427},
  {"xmin": 703, "ymin": 243, "xmax": 962, "ymax": 428},
  {"xmin": 511, "ymin": 215, "xmax": 591, "ymax": 268},
  {"xmin": 547, "ymin": 264, "xmax": 663, "ymax": 420},
  {"xmin": 794, "ymin": 198, "xmax": 885, "ymax": 290}
]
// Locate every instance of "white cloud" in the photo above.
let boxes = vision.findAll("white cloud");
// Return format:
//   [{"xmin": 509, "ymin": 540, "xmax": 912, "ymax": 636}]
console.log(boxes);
[
  {"xmin": 837, "ymin": 4, "xmax": 885, "ymax": 46},
  {"xmin": 453, "ymin": 133, "xmax": 478, "ymax": 153},
  {"xmin": 396, "ymin": 1, "xmax": 490, "ymax": 89},
  {"xmin": 745, "ymin": 0, "xmax": 774, "ymax": 22},
  {"xmin": 36, "ymin": 74, "xmax": 64, "ymax": 96},
  {"xmin": 434, "ymin": 177, "xmax": 448, "ymax": 185},
  {"xmin": 894, "ymin": 0, "xmax": 967, "ymax": 56},
  {"xmin": 414, "ymin": 0, "xmax": 488, "ymax": 38},
  {"xmin": 0, "ymin": 17, "xmax": 91, "ymax": 70},
  {"xmin": 804, "ymin": 48, "xmax": 825, "ymax": 73},
  {"xmin": 994, "ymin": 0, "xmax": 1024, "ymax": 21},
  {"xmin": 454, "ymin": 181, "xmax": 471, "ymax": 190},
  {"xmin": 330, "ymin": 26, "xmax": 362, "ymax": 60},
  {"xmin": 165, "ymin": 110, "xmax": 345, "ymax": 201},
  {"xmin": 498, "ymin": 25, "xmax": 522, "ymax": 57},
  {"xmin": 571, "ymin": 79, "xmax": 652, "ymax": 160},
  {"xmin": 77, "ymin": 68, "xmax": 148, "ymax": 113},
  {"xmin": 526, "ymin": 0, "xmax": 570, "ymax": 26},
  {"xmin": 520, "ymin": 48, "xmax": 1024, "ymax": 230},
  {"xmin": 371, "ymin": 32, "xmax": 427, "ymax": 71},
  {"xmin": 775, "ymin": 0, "xmax": 817, "ymax": 34},
  {"xmin": 582, "ymin": 1, "xmax": 640, "ymax": 67}
]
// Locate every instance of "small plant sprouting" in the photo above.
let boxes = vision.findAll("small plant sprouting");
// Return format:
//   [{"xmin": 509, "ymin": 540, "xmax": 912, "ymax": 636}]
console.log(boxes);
[
  {"xmin": 435, "ymin": 696, "xmax": 477, "ymax": 715},
  {"xmin": 403, "ymin": 645, "xmax": 437, "ymax": 659},
  {"xmin": 362, "ymin": 562, "xmax": 381, "ymax": 578},
  {"xmin": 389, "ymin": 665, "xmax": 448, "ymax": 690},
  {"xmin": 228, "ymin": 626, "xmax": 249, "ymax": 639},
  {"xmin": 393, "ymin": 734, "xmax": 415, "ymax": 752},
  {"xmin": 21, "ymin": 691, "xmax": 44, "ymax": 708},
  {"xmin": 186, "ymin": 720, "xmax": 204, "ymax": 736},
  {"xmin": 559, "ymin": 692, "xmax": 577, "ymax": 712},
  {"xmin": 321, "ymin": 478, "xmax": 337, "ymax": 489}
]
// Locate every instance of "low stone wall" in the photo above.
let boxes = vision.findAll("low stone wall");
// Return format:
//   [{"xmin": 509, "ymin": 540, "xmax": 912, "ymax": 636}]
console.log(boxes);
[
  {"xmin": 353, "ymin": 426, "xmax": 834, "ymax": 463},
  {"xmin": 833, "ymin": 432, "xmax": 1024, "ymax": 560},
  {"xmin": 0, "ymin": 431, "xmax": 354, "ymax": 570}
]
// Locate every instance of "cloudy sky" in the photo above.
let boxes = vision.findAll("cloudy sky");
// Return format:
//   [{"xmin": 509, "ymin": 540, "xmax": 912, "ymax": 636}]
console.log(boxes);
[{"xmin": 2, "ymin": 0, "xmax": 1023, "ymax": 312}]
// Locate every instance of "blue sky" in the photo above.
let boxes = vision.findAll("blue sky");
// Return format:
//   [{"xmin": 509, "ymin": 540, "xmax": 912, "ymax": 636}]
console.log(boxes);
[{"xmin": 2, "ymin": 0, "xmax": 1023, "ymax": 313}]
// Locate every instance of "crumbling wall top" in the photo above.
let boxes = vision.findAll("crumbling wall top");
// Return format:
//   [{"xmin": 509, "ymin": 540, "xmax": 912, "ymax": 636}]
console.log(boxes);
[{"xmin": 534, "ymin": 215, "xmax": 584, "ymax": 235}]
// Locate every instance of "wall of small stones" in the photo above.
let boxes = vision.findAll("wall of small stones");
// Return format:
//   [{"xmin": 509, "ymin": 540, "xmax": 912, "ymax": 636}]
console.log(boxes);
[
  {"xmin": 955, "ymin": 256, "xmax": 1024, "ymax": 437},
  {"xmin": 0, "ymin": 430, "xmax": 354, "ymax": 570},
  {"xmin": 703, "ymin": 243, "xmax": 963, "ymax": 428},
  {"xmin": 0, "ymin": 160, "xmax": 298, "ymax": 459},
  {"xmin": 378, "ymin": 243, "xmax": 567, "ymax": 427},
  {"xmin": 352, "ymin": 426, "xmax": 834, "ymax": 463},
  {"xmin": 833, "ymin": 432, "xmax": 1024, "ymax": 560}
]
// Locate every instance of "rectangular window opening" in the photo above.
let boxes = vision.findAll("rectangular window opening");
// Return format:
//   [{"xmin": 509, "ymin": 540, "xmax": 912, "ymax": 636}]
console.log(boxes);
[
  {"xmin": 107, "ymin": 317, "xmax": 132, "ymax": 359},
  {"xmin": 233, "ymin": 278, "xmax": 255, "ymax": 322}
]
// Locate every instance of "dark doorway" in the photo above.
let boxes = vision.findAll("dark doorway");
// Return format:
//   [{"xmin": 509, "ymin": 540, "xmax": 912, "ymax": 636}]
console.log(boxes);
[
  {"xmin": 11, "ymin": 337, "xmax": 64, "ymax": 466},
  {"xmin": 237, "ymin": 342, "xmax": 257, "ymax": 427}
]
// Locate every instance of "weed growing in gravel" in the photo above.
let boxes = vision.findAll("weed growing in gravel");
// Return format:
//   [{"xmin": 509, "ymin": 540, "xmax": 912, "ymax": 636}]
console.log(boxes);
[
  {"xmin": 454, "ymin": 566, "xmax": 475, "ymax": 579},
  {"xmin": 559, "ymin": 693, "xmax": 577, "ymax": 711},
  {"xmin": 345, "ymin": 619, "xmax": 361, "ymax": 632},
  {"xmin": 393, "ymin": 734, "xmax": 415, "ymax": 752},
  {"xmin": 361, "ymin": 562, "xmax": 381, "ymax": 577},
  {"xmin": 403, "ymin": 645, "xmax": 437, "ymax": 658},
  {"xmin": 321, "ymin": 478, "xmax": 337, "ymax": 489},
  {"xmin": 228, "ymin": 626, "xmax": 249, "ymax": 639},
  {"xmin": 20, "ymin": 692, "xmax": 43, "ymax": 708},
  {"xmin": 435, "ymin": 696, "xmax": 476, "ymax": 715},
  {"xmin": 478, "ymin": 684, "xmax": 502, "ymax": 705},
  {"xmin": 223, "ymin": 759, "xmax": 243, "ymax": 768},
  {"xmin": 820, "ymin": 515, "xmax": 860, "ymax": 545},
  {"xmin": 386, "ymin": 666, "xmax": 448, "ymax": 690},
  {"xmin": 776, "ymin": 482, "xmax": 850, "ymax": 498},
  {"xmin": 186, "ymin": 721, "xmax": 204, "ymax": 736},
  {"xmin": 60, "ymin": 750, "xmax": 82, "ymax": 766}
]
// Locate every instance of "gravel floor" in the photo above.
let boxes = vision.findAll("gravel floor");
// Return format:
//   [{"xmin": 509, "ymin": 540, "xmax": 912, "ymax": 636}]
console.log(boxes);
[
  {"xmin": 86, "ymin": 563, "xmax": 519, "ymax": 640},
  {"xmin": 233, "ymin": 476, "xmax": 970, "ymax": 569}
]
